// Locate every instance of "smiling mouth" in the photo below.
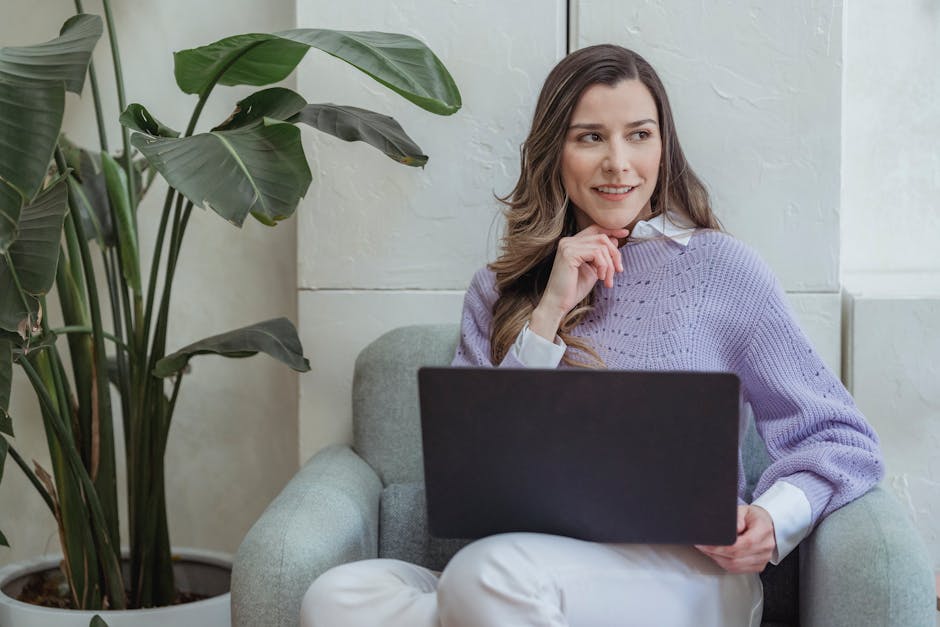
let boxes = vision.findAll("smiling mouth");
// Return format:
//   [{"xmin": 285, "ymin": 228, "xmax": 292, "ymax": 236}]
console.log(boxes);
[
  {"xmin": 594, "ymin": 185, "xmax": 636, "ymax": 194},
  {"xmin": 593, "ymin": 185, "xmax": 636, "ymax": 198}
]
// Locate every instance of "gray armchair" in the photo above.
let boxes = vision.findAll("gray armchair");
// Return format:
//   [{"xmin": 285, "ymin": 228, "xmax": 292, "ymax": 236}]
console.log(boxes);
[{"xmin": 231, "ymin": 324, "xmax": 935, "ymax": 627}]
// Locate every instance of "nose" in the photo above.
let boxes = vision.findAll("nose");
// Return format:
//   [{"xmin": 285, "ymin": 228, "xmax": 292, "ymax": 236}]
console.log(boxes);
[{"xmin": 602, "ymin": 137, "xmax": 631, "ymax": 173}]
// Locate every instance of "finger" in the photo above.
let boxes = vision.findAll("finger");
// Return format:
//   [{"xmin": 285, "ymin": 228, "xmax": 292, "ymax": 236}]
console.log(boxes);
[
  {"xmin": 606, "ymin": 249, "xmax": 616, "ymax": 286},
  {"xmin": 610, "ymin": 237, "xmax": 624, "ymax": 272},
  {"xmin": 737, "ymin": 506, "xmax": 748, "ymax": 534},
  {"xmin": 700, "ymin": 544, "xmax": 773, "ymax": 566},
  {"xmin": 595, "ymin": 237, "xmax": 615, "ymax": 283},
  {"xmin": 600, "ymin": 235, "xmax": 623, "ymax": 273},
  {"xmin": 588, "ymin": 249, "xmax": 608, "ymax": 284},
  {"xmin": 696, "ymin": 546, "xmax": 737, "ymax": 560},
  {"xmin": 603, "ymin": 246, "xmax": 616, "ymax": 288},
  {"xmin": 698, "ymin": 531, "xmax": 756, "ymax": 560},
  {"xmin": 713, "ymin": 555, "xmax": 769, "ymax": 574},
  {"xmin": 559, "ymin": 240, "xmax": 599, "ymax": 271}
]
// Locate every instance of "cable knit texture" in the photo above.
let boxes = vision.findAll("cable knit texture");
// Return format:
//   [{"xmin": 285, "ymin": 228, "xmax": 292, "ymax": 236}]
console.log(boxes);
[{"xmin": 452, "ymin": 229, "xmax": 883, "ymax": 530}]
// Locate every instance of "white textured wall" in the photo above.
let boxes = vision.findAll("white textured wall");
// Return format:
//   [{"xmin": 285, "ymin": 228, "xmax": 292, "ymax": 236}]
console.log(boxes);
[
  {"xmin": 0, "ymin": 0, "xmax": 299, "ymax": 567},
  {"xmin": 842, "ymin": 1, "xmax": 940, "ymax": 275},
  {"xmin": 843, "ymin": 285, "xmax": 940, "ymax": 571},
  {"xmin": 574, "ymin": 0, "xmax": 843, "ymax": 292},
  {"xmin": 841, "ymin": 1, "xmax": 940, "ymax": 577},
  {"xmin": 295, "ymin": 0, "xmax": 567, "ymax": 458}
]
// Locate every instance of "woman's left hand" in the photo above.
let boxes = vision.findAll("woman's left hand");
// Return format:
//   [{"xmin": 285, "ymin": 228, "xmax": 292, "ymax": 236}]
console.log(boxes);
[{"xmin": 694, "ymin": 505, "xmax": 776, "ymax": 573}]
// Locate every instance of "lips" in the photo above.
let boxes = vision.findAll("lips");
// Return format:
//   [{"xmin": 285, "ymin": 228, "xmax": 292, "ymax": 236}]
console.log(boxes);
[
  {"xmin": 595, "ymin": 185, "xmax": 636, "ymax": 194},
  {"xmin": 593, "ymin": 184, "xmax": 637, "ymax": 200}
]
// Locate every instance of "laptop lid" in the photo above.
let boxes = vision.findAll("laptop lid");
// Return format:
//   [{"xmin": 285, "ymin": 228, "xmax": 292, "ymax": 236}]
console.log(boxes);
[{"xmin": 418, "ymin": 367, "xmax": 741, "ymax": 545}]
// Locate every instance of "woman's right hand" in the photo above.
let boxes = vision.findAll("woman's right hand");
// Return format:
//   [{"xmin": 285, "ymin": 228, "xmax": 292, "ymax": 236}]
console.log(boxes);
[{"xmin": 529, "ymin": 225, "xmax": 629, "ymax": 341}]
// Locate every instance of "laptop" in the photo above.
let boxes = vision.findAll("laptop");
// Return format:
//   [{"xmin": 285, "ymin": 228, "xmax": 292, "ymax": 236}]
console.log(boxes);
[{"xmin": 417, "ymin": 367, "xmax": 741, "ymax": 545}]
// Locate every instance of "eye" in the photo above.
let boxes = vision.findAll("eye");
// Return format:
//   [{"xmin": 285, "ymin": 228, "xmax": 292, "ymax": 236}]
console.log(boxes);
[
  {"xmin": 577, "ymin": 132, "xmax": 603, "ymax": 143},
  {"xmin": 629, "ymin": 129, "xmax": 652, "ymax": 141}
]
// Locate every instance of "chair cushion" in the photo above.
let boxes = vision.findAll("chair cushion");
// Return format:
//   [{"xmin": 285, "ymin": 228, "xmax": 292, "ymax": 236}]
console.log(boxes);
[{"xmin": 378, "ymin": 481, "xmax": 471, "ymax": 571}]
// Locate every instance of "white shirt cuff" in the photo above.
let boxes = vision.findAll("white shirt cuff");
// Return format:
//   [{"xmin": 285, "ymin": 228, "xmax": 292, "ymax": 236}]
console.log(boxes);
[
  {"xmin": 752, "ymin": 480, "xmax": 813, "ymax": 564},
  {"xmin": 510, "ymin": 322, "xmax": 566, "ymax": 368}
]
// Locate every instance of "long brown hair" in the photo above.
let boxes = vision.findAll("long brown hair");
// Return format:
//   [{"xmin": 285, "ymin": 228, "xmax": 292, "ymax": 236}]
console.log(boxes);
[{"xmin": 489, "ymin": 44, "xmax": 721, "ymax": 366}]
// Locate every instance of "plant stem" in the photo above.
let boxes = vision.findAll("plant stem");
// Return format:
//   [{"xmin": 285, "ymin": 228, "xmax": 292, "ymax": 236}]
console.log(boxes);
[
  {"xmin": 46, "ymin": 345, "xmax": 80, "ymax": 459},
  {"xmin": 5, "ymin": 442, "xmax": 56, "ymax": 514},
  {"xmin": 164, "ymin": 373, "xmax": 183, "ymax": 440},
  {"xmin": 142, "ymin": 188, "xmax": 175, "ymax": 356},
  {"xmin": 130, "ymin": 46, "xmax": 246, "ymax": 606},
  {"xmin": 102, "ymin": 247, "xmax": 132, "ymax": 443},
  {"xmin": 63, "ymin": 214, "xmax": 87, "ymax": 306},
  {"xmin": 54, "ymin": 148, "xmax": 122, "ymax": 570},
  {"xmin": 149, "ymin": 197, "xmax": 186, "ymax": 364},
  {"xmin": 36, "ymin": 298, "xmax": 78, "ymax": 450},
  {"xmin": 140, "ymin": 41, "xmax": 244, "ymax": 351},
  {"xmin": 50, "ymin": 326, "xmax": 127, "ymax": 350},
  {"xmin": 73, "ymin": 0, "xmax": 108, "ymax": 152},
  {"xmin": 101, "ymin": 0, "xmax": 137, "ymax": 224},
  {"xmin": 18, "ymin": 358, "xmax": 126, "ymax": 609}
]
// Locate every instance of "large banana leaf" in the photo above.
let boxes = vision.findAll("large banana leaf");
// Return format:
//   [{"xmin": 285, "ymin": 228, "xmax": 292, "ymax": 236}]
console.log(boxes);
[
  {"xmin": 126, "ymin": 106, "xmax": 311, "ymax": 227},
  {"xmin": 0, "ymin": 14, "xmax": 102, "ymax": 92},
  {"xmin": 292, "ymin": 103, "xmax": 427, "ymax": 166},
  {"xmin": 100, "ymin": 153, "xmax": 140, "ymax": 292},
  {"xmin": 0, "ymin": 180, "xmax": 20, "ymax": 254},
  {"xmin": 0, "ymin": 179, "xmax": 69, "ymax": 333},
  {"xmin": 66, "ymin": 159, "xmax": 111, "ymax": 247},
  {"xmin": 174, "ymin": 29, "xmax": 461, "ymax": 116},
  {"xmin": 59, "ymin": 137, "xmax": 114, "ymax": 246},
  {"xmin": 213, "ymin": 87, "xmax": 427, "ymax": 165},
  {"xmin": 0, "ymin": 15, "xmax": 102, "ymax": 202},
  {"xmin": 119, "ymin": 103, "xmax": 179, "ymax": 138},
  {"xmin": 211, "ymin": 87, "xmax": 306, "ymax": 131},
  {"xmin": 153, "ymin": 317, "xmax": 309, "ymax": 378},
  {"xmin": 0, "ymin": 79, "xmax": 64, "ymax": 203}
]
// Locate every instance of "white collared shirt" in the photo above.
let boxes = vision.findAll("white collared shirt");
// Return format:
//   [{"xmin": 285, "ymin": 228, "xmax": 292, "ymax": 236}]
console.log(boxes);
[{"xmin": 512, "ymin": 212, "xmax": 812, "ymax": 563}]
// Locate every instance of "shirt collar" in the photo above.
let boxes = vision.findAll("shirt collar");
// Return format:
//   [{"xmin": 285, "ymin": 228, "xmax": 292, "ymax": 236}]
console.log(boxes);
[{"xmin": 629, "ymin": 210, "xmax": 697, "ymax": 247}]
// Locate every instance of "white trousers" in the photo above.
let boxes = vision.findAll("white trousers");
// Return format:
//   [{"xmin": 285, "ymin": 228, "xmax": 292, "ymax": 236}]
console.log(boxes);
[{"xmin": 300, "ymin": 532, "xmax": 763, "ymax": 627}]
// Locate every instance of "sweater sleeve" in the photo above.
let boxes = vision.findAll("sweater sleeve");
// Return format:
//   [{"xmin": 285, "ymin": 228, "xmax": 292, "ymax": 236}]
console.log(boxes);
[
  {"xmin": 738, "ymin": 273, "xmax": 884, "ymax": 529},
  {"xmin": 451, "ymin": 267, "xmax": 529, "ymax": 368}
]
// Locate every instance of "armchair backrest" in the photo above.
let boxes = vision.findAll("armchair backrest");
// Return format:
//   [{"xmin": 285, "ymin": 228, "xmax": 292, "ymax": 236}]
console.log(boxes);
[{"xmin": 353, "ymin": 324, "xmax": 459, "ymax": 486}]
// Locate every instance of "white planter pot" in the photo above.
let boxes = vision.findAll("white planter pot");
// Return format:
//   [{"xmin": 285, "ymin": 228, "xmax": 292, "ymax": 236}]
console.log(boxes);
[{"xmin": 0, "ymin": 547, "xmax": 231, "ymax": 627}]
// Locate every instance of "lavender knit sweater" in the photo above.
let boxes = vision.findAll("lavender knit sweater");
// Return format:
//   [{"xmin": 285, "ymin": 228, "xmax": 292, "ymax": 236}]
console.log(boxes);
[{"xmin": 453, "ymin": 229, "xmax": 883, "ymax": 529}]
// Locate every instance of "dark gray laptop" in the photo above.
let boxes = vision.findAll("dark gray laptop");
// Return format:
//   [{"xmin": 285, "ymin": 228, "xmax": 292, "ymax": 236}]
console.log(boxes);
[{"xmin": 417, "ymin": 367, "xmax": 741, "ymax": 545}]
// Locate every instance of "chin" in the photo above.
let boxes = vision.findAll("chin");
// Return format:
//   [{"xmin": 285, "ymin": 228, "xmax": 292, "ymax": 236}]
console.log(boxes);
[
  {"xmin": 573, "ymin": 204, "xmax": 647, "ymax": 231},
  {"xmin": 599, "ymin": 212, "xmax": 643, "ymax": 230}
]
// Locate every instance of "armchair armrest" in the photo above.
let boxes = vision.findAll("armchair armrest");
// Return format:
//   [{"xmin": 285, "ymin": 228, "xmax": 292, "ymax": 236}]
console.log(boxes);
[
  {"xmin": 231, "ymin": 444, "xmax": 383, "ymax": 627},
  {"xmin": 799, "ymin": 485, "xmax": 935, "ymax": 627}
]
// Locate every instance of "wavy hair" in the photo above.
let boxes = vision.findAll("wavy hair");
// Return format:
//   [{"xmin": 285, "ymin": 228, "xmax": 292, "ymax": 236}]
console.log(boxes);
[{"xmin": 489, "ymin": 44, "xmax": 722, "ymax": 366}]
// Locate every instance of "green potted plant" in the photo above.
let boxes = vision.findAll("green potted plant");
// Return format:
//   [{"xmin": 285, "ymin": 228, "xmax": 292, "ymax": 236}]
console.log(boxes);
[{"xmin": 0, "ymin": 4, "xmax": 460, "ymax": 625}]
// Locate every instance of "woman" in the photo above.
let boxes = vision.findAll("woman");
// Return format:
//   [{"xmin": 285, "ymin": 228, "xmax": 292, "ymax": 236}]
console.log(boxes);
[{"xmin": 301, "ymin": 44, "xmax": 883, "ymax": 627}]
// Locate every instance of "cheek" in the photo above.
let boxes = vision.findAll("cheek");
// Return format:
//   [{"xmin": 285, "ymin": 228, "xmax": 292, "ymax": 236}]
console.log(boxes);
[
  {"xmin": 644, "ymin": 144, "xmax": 663, "ymax": 184},
  {"xmin": 559, "ymin": 152, "xmax": 575, "ymax": 191},
  {"xmin": 560, "ymin": 150, "xmax": 592, "ymax": 187}
]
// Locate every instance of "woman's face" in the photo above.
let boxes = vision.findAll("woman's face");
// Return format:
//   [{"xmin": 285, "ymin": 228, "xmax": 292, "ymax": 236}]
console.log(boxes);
[{"xmin": 561, "ymin": 79, "xmax": 662, "ymax": 232}]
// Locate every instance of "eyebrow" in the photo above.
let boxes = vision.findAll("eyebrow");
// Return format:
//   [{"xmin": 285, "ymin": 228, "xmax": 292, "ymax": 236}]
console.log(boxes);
[{"xmin": 568, "ymin": 119, "xmax": 659, "ymax": 131}]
